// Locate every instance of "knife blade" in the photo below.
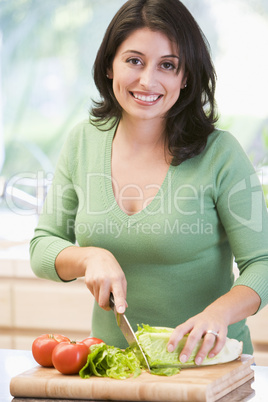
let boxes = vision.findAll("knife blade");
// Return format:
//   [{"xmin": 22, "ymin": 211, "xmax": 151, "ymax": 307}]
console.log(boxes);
[{"xmin": 109, "ymin": 293, "xmax": 151, "ymax": 372}]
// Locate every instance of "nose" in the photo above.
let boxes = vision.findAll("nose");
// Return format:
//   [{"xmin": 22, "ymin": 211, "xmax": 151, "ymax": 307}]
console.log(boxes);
[{"xmin": 139, "ymin": 65, "xmax": 157, "ymax": 88}]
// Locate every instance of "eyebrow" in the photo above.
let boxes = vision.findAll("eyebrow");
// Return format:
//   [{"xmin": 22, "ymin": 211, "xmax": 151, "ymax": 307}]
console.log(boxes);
[{"xmin": 122, "ymin": 50, "xmax": 179, "ymax": 59}]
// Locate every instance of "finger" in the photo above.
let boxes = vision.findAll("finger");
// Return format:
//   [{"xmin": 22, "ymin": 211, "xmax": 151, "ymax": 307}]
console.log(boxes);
[
  {"xmin": 167, "ymin": 322, "xmax": 193, "ymax": 353},
  {"xmin": 178, "ymin": 329, "xmax": 204, "ymax": 363},
  {"xmin": 207, "ymin": 331, "xmax": 227, "ymax": 358},
  {"xmin": 113, "ymin": 299, "xmax": 127, "ymax": 314},
  {"xmin": 193, "ymin": 332, "xmax": 219, "ymax": 365},
  {"xmin": 112, "ymin": 280, "xmax": 128, "ymax": 314},
  {"xmin": 98, "ymin": 281, "xmax": 112, "ymax": 311},
  {"xmin": 84, "ymin": 272, "xmax": 100, "ymax": 302},
  {"xmin": 88, "ymin": 282, "xmax": 99, "ymax": 305}
]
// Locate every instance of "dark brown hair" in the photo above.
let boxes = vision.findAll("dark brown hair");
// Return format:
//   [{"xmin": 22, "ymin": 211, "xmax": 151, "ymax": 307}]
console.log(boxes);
[{"xmin": 91, "ymin": 0, "xmax": 218, "ymax": 165}]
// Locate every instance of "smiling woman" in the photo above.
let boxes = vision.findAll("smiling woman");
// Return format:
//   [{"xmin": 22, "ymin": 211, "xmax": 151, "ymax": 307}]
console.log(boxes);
[
  {"xmin": 30, "ymin": 0, "xmax": 268, "ymax": 369},
  {"xmin": 92, "ymin": 0, "xmax": 217, "ymax": 166}
]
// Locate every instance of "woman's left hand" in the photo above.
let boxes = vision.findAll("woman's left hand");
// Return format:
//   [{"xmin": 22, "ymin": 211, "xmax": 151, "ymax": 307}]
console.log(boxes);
[
  {"xmin": 166, "ymin": 310, "xmax": 228, "ymax": 365},
  {"xmin": 167, "ymin": 285, "xmax": 261, "ymax": 365}
]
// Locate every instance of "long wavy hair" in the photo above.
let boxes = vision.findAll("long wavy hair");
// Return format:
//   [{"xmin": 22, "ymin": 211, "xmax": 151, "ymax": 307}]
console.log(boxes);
[{"xmin": 91, "ymin": 0, "xmax": 218, "ymax": 165}]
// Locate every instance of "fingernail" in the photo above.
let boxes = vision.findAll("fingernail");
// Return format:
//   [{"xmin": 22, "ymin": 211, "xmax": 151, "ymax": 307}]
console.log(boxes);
[
  {"xmin": 209, "ymin": 353, "xmax": 215, "ymax": 358},
  {"xmin": 180, "ymin": 354, "xmax": 187, "ymax": 363},
  {"xmin": 195, "ymin": 357, "xmax": 202, "ymax": 365},
  {"xmin": 167, "ymin": 344, "xmax": 174, "ymax": 353},
  {"xmin": 117, "ymin": 305, "xmax": 125, "ymax": 314}
]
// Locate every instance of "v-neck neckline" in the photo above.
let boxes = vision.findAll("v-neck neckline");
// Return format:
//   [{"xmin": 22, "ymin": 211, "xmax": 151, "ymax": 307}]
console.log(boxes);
[{"xmin": 102, "ymin": 126, "xmax": 176, "ymax": 227}]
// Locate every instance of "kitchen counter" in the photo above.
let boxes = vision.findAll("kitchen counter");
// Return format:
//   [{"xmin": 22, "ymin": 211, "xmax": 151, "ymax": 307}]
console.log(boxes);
[{"xmin": 1, "ymin": 349, "xmax": 267, "ymax": 402}]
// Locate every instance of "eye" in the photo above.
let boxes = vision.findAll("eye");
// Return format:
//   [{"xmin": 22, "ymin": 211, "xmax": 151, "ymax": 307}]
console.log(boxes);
[
  {"xmin": 126, "ymin": 57, "xmax": 143, "ymax": 66},
  {"xmin": 161, "ymin": 61, "xmax": 176, "ymax": 71}
]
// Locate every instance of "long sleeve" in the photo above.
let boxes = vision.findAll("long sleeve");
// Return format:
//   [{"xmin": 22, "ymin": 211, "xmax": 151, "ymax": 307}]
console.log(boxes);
[
  {"xmin": 30, "ymin": 124, "xmax": 80, "ymax": 282},
  {"xmin": 211, "ymin": 132, "xmax": 268, "ymax": 310}
]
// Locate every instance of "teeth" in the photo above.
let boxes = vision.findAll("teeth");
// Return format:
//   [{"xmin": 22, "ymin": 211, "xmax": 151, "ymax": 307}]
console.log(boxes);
[{"xmin": 132, "ymin": 93, "xmax": 160, "ymax": 102}]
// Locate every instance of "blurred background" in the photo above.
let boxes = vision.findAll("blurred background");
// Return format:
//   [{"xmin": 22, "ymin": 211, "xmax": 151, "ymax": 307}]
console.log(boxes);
[
  {"xmin": 0, "ymin": 0, "xmax": 268, "ymax": 240},
  {"xmin": 0, "ymin": 0, "xmax": 268, "ymax": 360}
]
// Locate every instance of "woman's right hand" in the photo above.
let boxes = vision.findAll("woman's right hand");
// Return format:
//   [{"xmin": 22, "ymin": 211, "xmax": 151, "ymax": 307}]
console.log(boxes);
[
  {"xmin": 83, "ymin": 247, "xmax": 127, "ymax": 313},
  {"xmin": 55, "ymin": 246, "xmax": 127, "ymax": 313}
]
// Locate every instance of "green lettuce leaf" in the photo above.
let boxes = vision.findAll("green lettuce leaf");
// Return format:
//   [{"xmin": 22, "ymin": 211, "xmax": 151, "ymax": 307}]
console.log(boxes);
[{"xmin": 79, "ymin": 343, "xmax": 141, "ymax": 380}]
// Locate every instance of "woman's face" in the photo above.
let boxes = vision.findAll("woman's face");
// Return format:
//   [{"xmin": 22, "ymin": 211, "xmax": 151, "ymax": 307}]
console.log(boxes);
[{"xmin": 108, "ymin": 28, "xmax": 186, "ymax": 124}]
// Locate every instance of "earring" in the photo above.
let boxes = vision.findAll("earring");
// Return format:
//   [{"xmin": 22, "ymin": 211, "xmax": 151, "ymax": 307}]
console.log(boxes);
[
  {"xmin": 184, "ymin": 83, "xmax": 187, "ymax": 88},
  {"xmin": 106, "ymin": 74, "xmax": 109, "ymax": 78}
]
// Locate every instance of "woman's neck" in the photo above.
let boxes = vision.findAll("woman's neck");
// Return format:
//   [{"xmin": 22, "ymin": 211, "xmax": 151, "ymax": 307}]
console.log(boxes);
[{"xmin": 114, "ymin": 116, "xmax": 167, "ymax": 156}]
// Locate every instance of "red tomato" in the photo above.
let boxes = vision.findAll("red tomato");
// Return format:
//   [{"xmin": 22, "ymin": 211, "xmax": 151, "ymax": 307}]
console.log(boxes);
[
  {"xmin": 52, "ymin": 341, "xmax": 89, "ymax": 374},
  {"xmin": 32, "ymin": 334, "xmax": 70, "ymax": 367},
  {"xmin": 82, "ymin": 337, "xmax": 104, "ymax": 350}
]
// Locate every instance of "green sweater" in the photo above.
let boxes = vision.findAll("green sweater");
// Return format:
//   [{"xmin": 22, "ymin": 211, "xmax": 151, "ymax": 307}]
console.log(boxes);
[{"xmin": 30, "ymin": 120, "xmax": 268, "ymax": 354}]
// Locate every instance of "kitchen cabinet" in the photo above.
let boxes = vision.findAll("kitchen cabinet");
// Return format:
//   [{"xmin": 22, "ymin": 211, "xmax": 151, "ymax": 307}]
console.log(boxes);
[
  {"xmin": 0, "ymin": 244, "xmax": 95, "ymax": 349},
  {"xmin": 246, "ymin": 305, "xmax": 268, "ymax": 366}
]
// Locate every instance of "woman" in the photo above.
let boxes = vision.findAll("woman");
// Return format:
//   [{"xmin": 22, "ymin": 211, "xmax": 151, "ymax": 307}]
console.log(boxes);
[{"xmin": 30, "ymin": 0, "xmax": 268, "ymax": 366}]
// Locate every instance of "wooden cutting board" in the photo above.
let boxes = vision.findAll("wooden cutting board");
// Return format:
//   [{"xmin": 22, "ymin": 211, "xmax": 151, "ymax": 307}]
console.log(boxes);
[{"xmin": 10, "ymin": 354, "xmax": 254, "ymax": 402}]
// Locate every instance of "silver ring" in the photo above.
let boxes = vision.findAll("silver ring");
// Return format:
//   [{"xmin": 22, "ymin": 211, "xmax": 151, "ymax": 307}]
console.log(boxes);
[{"xmin": 206, "ymin": 330, "xmax": 219, "ymax": 337}]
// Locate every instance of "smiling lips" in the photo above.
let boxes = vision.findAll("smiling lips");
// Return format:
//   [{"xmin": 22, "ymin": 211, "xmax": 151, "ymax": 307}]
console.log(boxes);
[{"xmin": 130, "ymin": 91, "xmax": 163, "ymax": 104}]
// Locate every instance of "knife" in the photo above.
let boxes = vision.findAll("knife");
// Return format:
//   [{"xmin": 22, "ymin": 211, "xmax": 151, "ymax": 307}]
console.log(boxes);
[{"xmin": 109, "ymin": 293, "xmax": 151, "ymax": 373}]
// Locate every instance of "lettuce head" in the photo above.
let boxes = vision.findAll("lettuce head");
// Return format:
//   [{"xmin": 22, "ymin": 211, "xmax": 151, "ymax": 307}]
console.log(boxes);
[{"xmin": 136, "ymin": 324, "xmax": 243, "ymax": 375}]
